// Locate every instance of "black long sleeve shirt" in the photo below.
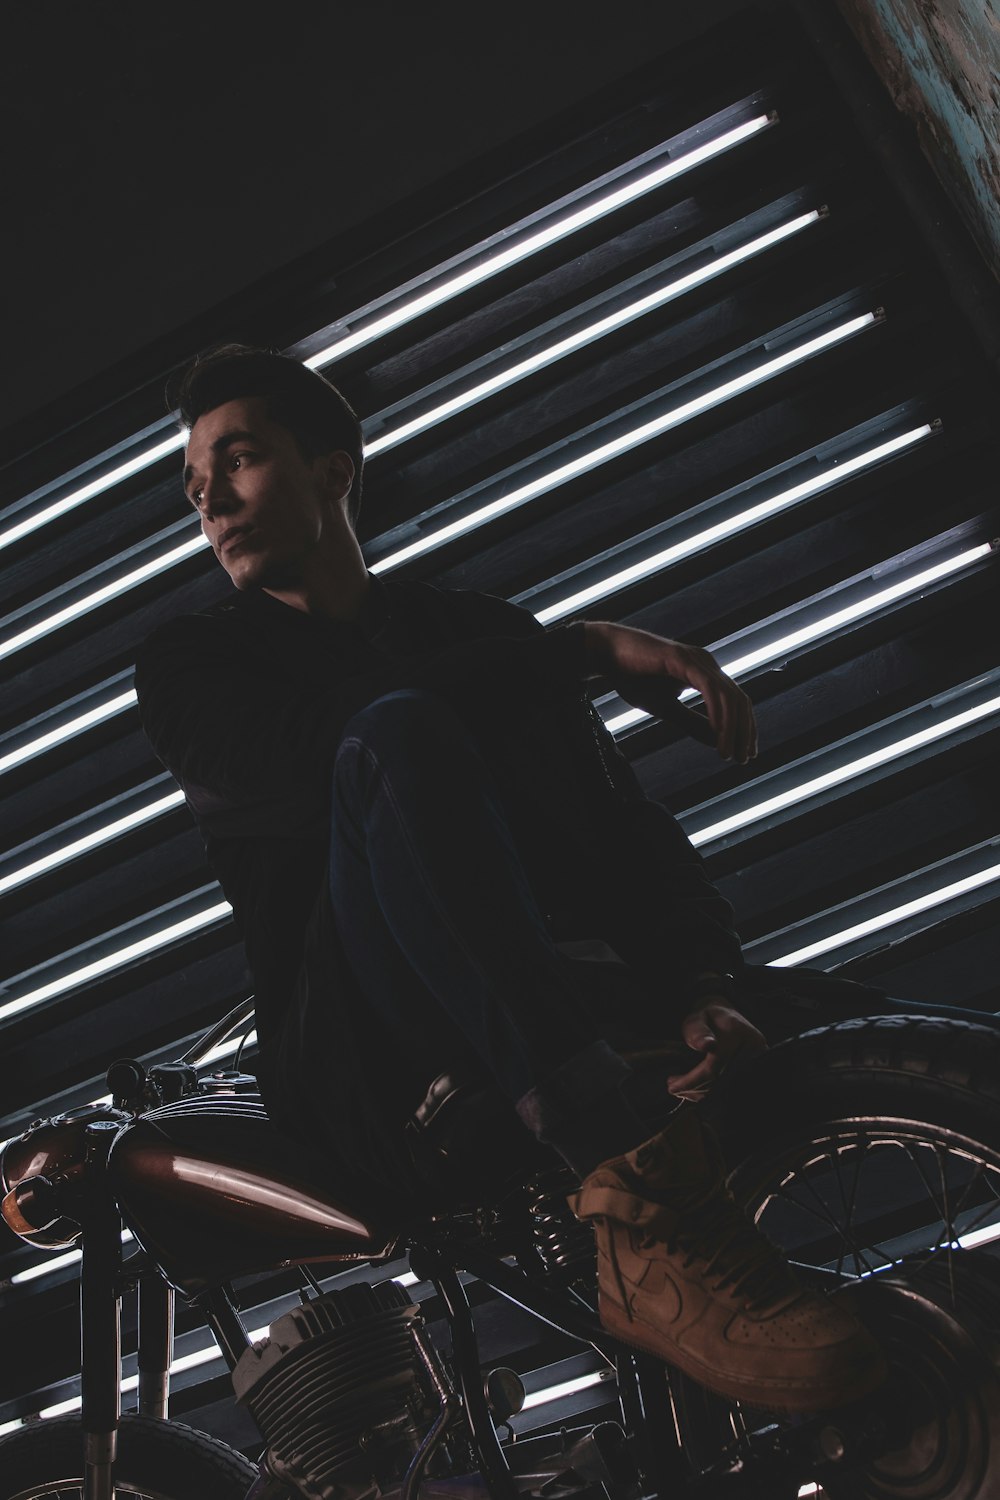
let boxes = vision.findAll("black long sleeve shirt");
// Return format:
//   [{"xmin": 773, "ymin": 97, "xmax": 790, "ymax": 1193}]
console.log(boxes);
[{"xmin": 134, "ymin": 575, "xmax": 742, "ymax": 1058}]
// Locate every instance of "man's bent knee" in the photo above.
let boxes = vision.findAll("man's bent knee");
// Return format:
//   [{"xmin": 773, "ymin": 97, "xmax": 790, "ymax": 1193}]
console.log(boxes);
[
  {"xmin": 341, "ymin": 688, "xmax": 452, "ymax": 744},
  {"xmin": 335, "ymin": 689, "xmax": 456, "ymax": 785}
]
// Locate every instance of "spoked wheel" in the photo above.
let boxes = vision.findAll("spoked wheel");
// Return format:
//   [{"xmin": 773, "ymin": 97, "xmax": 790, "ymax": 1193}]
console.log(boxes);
[
  {"xmin": 0, "ymin": 1414, "xmax": 260, "ymax": 1500},
  {"xmin": 826, "ymin": 1252, "xmax": 1000, "ymax": 1499},
  {"xmin": 672, "ymin": 1014, "xmax": 1000, "ymax": 1499}
]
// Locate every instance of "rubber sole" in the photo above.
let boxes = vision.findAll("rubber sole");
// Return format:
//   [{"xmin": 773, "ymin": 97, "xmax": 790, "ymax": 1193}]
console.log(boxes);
[{"xmin": 598, "ymin": 1291, "xmax": 889, "ymax": 1414}]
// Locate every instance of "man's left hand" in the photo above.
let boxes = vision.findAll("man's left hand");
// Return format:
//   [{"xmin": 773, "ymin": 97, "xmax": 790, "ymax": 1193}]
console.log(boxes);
[
  {"xmin": 667, "ymin": 1002, "xmax": 768, "ymax": 1101},
  {"xmin": 580, "ymin": 621, "xmax": 757, "ymax": 763}
]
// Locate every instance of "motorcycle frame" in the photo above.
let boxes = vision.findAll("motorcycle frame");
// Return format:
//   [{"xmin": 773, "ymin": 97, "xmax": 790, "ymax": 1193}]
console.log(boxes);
[
  {"xmin": 81, "ymin": 988, "xmax": 995, "ymax": 1497},
  {"xmin": 77, "ymin": 1151, "xmax": 695, "ymax": 1500},
  {"xmin": 78, "ymin": 1126, "xmax": 125, "ymax": 1500}
]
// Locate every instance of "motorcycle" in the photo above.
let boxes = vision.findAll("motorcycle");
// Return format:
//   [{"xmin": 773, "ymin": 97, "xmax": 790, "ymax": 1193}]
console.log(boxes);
[{"xmin": 3, "ymin": 993, "xmax": 1000, "ymax": 1500}]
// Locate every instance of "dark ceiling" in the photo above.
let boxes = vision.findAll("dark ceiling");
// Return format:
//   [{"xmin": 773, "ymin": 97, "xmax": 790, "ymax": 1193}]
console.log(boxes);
[{"xmin": 0, "ymin": 0, "xmax": 754, "ymax": 445}]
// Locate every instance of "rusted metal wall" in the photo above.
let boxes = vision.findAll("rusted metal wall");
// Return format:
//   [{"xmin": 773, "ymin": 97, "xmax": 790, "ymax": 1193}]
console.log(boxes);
[{"xmin": 835, "ymin": 0, "xmax": 1000, "ymax": 282}]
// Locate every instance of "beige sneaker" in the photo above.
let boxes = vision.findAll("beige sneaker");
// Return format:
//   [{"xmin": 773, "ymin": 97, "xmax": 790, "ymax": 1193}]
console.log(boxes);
[{"xmin": 568, "ymin": 1107, "xmax": 887, "ymax": 1412}]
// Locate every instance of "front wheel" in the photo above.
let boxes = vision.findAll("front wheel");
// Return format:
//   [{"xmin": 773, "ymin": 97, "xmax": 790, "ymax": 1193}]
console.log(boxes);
[
  {"xmin": 674, "ymin": 1014, "xmax": 1000, "ymax": 1498},
  {"xmin": 0, "ymin": 1414, "xmax": 261, "ymax": 1499}
]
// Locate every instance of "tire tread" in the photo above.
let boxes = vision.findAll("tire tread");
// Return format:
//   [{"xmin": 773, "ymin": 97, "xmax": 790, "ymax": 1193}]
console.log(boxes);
[{"xmin": 0, "ymin": 1413, "xmax": 259, "ymax": 1498}]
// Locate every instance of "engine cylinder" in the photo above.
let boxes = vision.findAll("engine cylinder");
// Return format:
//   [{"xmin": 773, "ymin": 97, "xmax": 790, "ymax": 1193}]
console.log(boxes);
[{"xmin": 233, "ymin": 1280, "xmax": 439, "ymax": 1500}]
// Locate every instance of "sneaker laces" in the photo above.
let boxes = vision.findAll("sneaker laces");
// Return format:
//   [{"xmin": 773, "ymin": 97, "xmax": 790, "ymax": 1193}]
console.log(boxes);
[{"xmin": 659, "ymin": 1183, "xmax": 803, "ymax": 1312}]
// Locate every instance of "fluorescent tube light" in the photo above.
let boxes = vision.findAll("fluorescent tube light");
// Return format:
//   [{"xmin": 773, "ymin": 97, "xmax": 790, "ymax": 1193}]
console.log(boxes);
[
  {"xmin": 6, "ymin": 113, "xmax": 774, "ymax": 556},
  {"xmin": 865, "ymin": 1214, "xmax": 1000, "ymax": 1261},
  {"xmin": 602, "ymin": 542, "xmax": 993, "ymax": 735},
  {"xmin": 537, "ymin": 424, "xmax": 931, "ymax": 624},
  {"xmin": 0, "ymin": 690, "xmax": 138, "ymax": 777},
  {"xmin": 0, "ymin": 1027, "xmax": 260, "ymax": 1188},
  {"xmin": 13, "ymin": 510, "xmax": 953, "ymax": 780},
  {"xmin": 770, "ymin": 862, "xmax": 1000, "ymax": 968},
  {"xmin": 957, "ymin": 1221, "xmax": 1000, "ymax": 1251},
  {"xmin": 604, "ymin": 706, "xmax": 650, "ymax": 734},
  {"xmin": 201, "ymin": 1030, "xmax": 258, "ymax": 1068},
  {"xmin": 13, "ymin": 481, "xmax": 963, "ymax": 943},
  {"xmin": 35, "ymin": 1291, "xmax": 422, "ymax": 1421},
  {"xmin": 0, "ymin": 533, "xmax": 208, "ymax": 664},
  {"xmin": 0, "ymin": 791, "xmax": 186, "ymax": 897},
  {"xmin": 10, "ymin": 417, "xmax": 922, "ymax": 779},
  {"xmin": 364, "ymin": 211, "xmax": 821, "ymax": 457},
  {"xmin": 0, "ymin": 901, "xmax": 232, "ymax": 1026},
  {"xmin": 10, "ymin": 1232, "xmax": 134, "ymax": 1288},
  {"xmin": 706, "ymin": 546, "xmax": 991, "ymax": 682},
  {"xmin": 10, "ymin": 1248, "xmax": 87, "ymax": 1286},
  {"xmin": 688, "ymin": 692, "xmax": 1000, "ymax": 846},
  {"xmin": 0, "ymin": 432, "xmax": 185, "ymax": 555},
  {"xmin": 3, "ymin": 297, "xmax": 875, "ymax": 661},
  {"xmin": 9, "ymin": 1218, "xmax": 410, "ymax": 1302},
  {"xmin": 369, "ymin": 312, "xmax": 878, "ymax": 574},
  {"xmin": 521, "ymin": 1371, "xmax": 608, "ymax": 1411},
  {"xmin": 37, "ymin": 1331, "xmax": 248, "ymax": 1420},
  {"xmin": 25, "ymin": 1268, "xmax": 423, "ymax": 1417},
  {"xmin": 305, "ymin": 115, "xmax": 773, "ymax": 372},
  {"xmin": 5, "ymin": 424, "xmax": 923, "ymax": 775}
]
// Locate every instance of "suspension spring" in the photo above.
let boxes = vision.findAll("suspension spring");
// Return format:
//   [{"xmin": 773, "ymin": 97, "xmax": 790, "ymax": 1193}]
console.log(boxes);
[{"xmin": 527, "ymin": 1176, "xmax": 597, "ymax": 1281}]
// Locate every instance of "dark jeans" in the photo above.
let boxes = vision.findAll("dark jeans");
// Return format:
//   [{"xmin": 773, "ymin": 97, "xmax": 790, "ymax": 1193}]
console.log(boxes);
[{"xmin": 328, "ymin": 689, "xmax": 633, "ymax": 1139}]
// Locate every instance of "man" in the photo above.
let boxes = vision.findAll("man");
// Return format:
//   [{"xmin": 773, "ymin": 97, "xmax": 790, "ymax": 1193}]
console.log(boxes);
[{"xmin": 134, "ymin": 343, "xmax": 885, "ymax": 1413}]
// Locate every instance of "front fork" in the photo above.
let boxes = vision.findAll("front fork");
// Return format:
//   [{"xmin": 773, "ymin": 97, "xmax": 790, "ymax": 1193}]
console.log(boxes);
[{"xmin": 79, "ymin": 1122, "xmax": 175, "ymax": 1500}]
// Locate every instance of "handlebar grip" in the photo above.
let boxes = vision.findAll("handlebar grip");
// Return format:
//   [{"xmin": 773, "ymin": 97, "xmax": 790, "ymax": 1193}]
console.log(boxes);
[{"xmin": 107, "ymin": 1057, "xmax": 146, "ymax": 1105}]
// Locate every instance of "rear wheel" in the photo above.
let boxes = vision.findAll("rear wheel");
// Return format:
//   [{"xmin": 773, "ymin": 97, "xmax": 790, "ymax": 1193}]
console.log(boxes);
[
  {"xmin": 0, "ymin": 1413, "xmax": 261, "ymax": 1499},
  {"xmin": 674, "ymin": 1015, "xmax": 1000, "ymax": 1498}
]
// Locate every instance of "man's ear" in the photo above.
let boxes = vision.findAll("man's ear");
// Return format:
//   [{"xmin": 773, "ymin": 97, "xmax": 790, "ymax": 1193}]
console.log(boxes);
[{"xmin": 321, "ymin": 450, "xmax": 355, "ymax": 511}]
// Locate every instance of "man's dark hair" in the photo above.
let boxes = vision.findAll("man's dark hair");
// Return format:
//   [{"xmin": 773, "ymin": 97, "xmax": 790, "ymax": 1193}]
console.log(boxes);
[{"xmin": 169, "ymin": 343, "xmax": 365, "ymax": 527}]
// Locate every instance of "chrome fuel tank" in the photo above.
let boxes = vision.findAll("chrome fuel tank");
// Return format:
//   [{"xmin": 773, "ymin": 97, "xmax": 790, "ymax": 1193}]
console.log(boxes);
[{"xmin": 107, "ymin": 1095, "xmax": 398, "ymax": 1295}]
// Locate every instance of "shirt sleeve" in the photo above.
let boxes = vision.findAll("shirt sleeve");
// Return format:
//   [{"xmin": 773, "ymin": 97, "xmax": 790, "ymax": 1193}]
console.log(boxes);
[
  {"xmin": 582, "ymin": 705, "xmax": 744, "ymax": 989},
  {"xmin": 607, "ymin": 797, "xmax": 744, "ymax": 990},
  {"xmin": 438, "ymin": 588, "xmax": 743, "ymax": 988}
]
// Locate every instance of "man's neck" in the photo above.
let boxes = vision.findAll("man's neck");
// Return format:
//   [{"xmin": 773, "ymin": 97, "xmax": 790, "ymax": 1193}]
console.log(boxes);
[{"xmin": 263, "ymin": 547, "xmax": 372, "ymax": 622}]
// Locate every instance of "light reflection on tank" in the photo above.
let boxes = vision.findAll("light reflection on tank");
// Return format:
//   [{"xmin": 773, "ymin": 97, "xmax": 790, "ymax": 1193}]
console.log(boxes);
[{"xmin": 107, "ymin": 1100, "xmax": 398, "ymax": 1294}]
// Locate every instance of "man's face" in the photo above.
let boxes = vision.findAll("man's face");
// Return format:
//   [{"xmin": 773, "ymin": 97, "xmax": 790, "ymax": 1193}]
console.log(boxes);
[{"xmin": 183, "ymin": 396, "xmax": 352, "ymax": 591}]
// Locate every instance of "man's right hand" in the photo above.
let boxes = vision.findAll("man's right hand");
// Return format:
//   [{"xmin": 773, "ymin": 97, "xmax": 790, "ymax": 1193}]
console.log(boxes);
[
  {"xmin": 581, "ymin": 621, "xmax": 757, "ymax": 763},
  {"xmin": 666, "ymin": 1001, "xmax": 768, "ymax": 1100}
]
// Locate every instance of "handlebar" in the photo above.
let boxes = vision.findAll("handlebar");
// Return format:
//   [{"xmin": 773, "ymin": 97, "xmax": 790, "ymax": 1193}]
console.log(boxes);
[{"xmin": 179, "ymin": 994, "xmax": 257, "ymax": 1068}]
